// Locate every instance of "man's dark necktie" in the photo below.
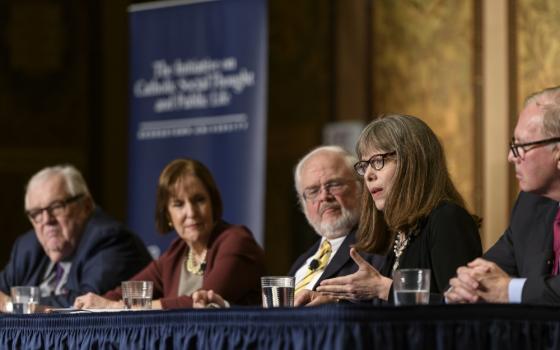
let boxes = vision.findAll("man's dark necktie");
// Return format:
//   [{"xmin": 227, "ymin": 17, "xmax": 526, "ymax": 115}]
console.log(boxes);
[
  {"xmin": 48, "ymin": 263, "xmax": 64, "ymax": 294},
  {"xmin": 552, "ymin": 208, "xmax": 560, "ymax": 275}
]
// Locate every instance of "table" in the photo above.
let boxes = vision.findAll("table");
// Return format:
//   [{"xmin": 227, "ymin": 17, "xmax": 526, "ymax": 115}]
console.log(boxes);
[{"xmin": 1, "ymin": 303, "xmax": 560, "ymax": 349}]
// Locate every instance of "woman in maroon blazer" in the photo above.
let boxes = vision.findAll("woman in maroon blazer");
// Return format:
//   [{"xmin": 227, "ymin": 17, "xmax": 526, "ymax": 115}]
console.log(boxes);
[{"xmin": 74, "ymin": 158, "xmax": 265, "ymax": 309}]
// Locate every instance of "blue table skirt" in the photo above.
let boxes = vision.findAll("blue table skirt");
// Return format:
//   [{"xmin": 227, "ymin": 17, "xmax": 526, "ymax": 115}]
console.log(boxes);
[{"xmin": 2, "ymin": 303, "xmax": 560, "ymax": 349}]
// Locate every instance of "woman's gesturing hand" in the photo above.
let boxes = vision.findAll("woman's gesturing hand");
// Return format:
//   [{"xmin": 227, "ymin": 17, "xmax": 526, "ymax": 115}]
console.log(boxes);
[{"xmin": 316, "ymin": 248, "xmax": 393, "ymax": 301}]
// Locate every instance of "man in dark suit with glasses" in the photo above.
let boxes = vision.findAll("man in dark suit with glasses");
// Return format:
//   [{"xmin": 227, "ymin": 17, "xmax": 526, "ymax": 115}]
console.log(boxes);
[
  {"xmin": 447, "ymin": 86, "xmax": 560, "ymax": 304},
  {"xmin": 289, "ymin": 146, "xmax": 384, "ymax": 304},
  {"xmin": 0, "ymin": 165, "xmax": 152, "ymax": 310}
]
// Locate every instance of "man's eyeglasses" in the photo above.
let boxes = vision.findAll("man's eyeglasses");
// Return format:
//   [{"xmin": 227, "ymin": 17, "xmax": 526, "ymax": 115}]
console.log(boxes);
[
  {"xmin": 354, "ymin": 151, "xmax": 396, "ymax": 176},
  {"xmin": 302, "ymin": 180, "xmax": 349, "ymax": 202},
  {"xmin": 509, "ymin": 137, "xmax": 560, "ymax": 158},
  {"xmin": 26, "ymin": 194, "xmax": 85, "ymax": 224}
]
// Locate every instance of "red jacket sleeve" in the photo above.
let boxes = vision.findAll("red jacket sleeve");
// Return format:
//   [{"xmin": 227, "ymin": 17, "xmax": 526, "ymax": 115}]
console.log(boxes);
[{"xmin": 103, "ymin": 242, "xmax": 174, "ymax": 301}]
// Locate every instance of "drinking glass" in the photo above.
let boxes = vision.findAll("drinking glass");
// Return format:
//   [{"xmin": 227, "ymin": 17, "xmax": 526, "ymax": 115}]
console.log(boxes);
[
  {"xmin": 393, "ymin": 269, "xmax": 430, "ymax": 306},
  {"xmin": 121, "ymin": 281, "xmax": 153, "ymax": 310},
  {"xmin": 261, "ymin": 276, "xmax": 294, "ymax": 308},
  {"xmin": 11, "ymin": 286, "xmax": 40, "ymax": 314}
]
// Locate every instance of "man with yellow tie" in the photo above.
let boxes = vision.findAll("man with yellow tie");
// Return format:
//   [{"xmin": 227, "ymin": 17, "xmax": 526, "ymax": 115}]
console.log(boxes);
[
  {"xmin": 289, "ymin": 146, "xmax": 384, "ymax": 296},
  {"xmin": 191, "ymin": 146, "xmax": 384, "ymax": 308}
]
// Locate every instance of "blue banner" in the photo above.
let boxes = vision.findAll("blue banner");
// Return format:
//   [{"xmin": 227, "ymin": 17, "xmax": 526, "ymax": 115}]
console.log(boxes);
[{"xmin": 128, "ymin": 0, "xmax": 267, "ymax": 256}]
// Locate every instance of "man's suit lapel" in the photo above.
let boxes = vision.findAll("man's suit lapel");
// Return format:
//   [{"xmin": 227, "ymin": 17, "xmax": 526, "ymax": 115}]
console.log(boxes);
[
  {"xmin": 288, "ymin": 240, "xmax": 321, "ymax": 276},
  {"xmin": 311, "ymin": 232, "xmax": 355, "ymax": 290},
  {"xmin": 23, "ymin": 238, "xmax": 51, "ymax": 287},
  {"xmin": 532, "ymin": 199, "xmax": 559, "ymax": 275}
]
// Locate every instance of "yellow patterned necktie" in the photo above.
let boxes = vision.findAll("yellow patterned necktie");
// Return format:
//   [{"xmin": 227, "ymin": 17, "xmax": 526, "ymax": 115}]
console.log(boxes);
[{"xmin": 295, "ymin": 240, "xmax": 332, "ymax": 294}]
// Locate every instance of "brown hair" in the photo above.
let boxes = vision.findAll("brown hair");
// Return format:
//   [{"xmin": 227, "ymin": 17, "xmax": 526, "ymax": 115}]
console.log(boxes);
[
  {"xmin": 155, "ymin": 158, "xmax": 223, "ymax": 233},
  {"xmin": 354, "ymin": 114, "xmax": 468, "ymax": 254}
]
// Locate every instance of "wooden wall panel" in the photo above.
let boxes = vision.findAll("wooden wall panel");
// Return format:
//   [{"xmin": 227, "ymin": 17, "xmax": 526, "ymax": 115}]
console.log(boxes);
[
  {"xmin": 516, "ymin": 1, "xmax": 560, "ymax": 107},
  {"xmin": 266, "ymin": 0, "xmax": 333, "ymax": 273},
  {"xmin": 0, "ymin": 0, "xmax": 92, "ymax": 267},
  {"xmin": 335, "ymin": 0, "xmax": 368, "ymax": 121},
  {"xmin": 370, "ymin": 0, "xmax": 479, "ymax": 214},
  {"xmin": 482, "ymin": 0, "xmax": 509, "ymax": 250}
]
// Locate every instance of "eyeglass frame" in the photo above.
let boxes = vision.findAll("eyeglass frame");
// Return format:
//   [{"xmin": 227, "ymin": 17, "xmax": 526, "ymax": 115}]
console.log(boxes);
[
  {"xmin": 354, "ymin": 151, "xmax": 396, "ymax": 176},
  {"xmin": 509, "ymin": 137, "xmax": 560, "ymax": 158},
  {"xmin": 25, "ymin": 194, "xmax": 85, "ymax": 224},
  {"xmin": 301, "ymin": 179, "xmax": 351, "ymax": 202}
]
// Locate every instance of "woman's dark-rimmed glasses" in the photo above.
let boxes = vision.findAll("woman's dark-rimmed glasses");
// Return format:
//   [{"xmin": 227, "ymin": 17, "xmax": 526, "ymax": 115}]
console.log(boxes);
[{"xmin": 354, "ymin": 151, "xmax": 396, "ymax": 176}]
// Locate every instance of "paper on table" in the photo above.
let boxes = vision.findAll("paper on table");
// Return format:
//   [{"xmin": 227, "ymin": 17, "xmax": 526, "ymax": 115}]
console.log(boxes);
[{"xmin": 48, "ymin": 307, "xmax": 124, "ymax": 313}]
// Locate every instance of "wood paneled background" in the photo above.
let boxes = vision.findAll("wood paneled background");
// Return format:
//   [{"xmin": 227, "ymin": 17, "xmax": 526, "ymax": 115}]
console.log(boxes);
[
  {"xmin": 370, "ymin": 0, "xmax": 479, "ymax": 213},
  {"xmin": 0, "ymin": 0, "xmax": 557, "ymax": 275}
]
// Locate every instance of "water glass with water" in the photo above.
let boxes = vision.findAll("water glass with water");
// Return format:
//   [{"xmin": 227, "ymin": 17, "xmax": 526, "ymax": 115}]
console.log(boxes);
[
  {"xmin": 121, "ymin": 281, "xmax": 153, "ymax": 310},
  {"xmin": 11, "ymin": 286, "xmax": 40, "ymax": 314},
  {"xmin": 261, "ymin": 276, "xmax": 294, "ymax": 308},
  {"xmin": 393, "ymin": 269, "xmax": 430, "ymax": 306}
]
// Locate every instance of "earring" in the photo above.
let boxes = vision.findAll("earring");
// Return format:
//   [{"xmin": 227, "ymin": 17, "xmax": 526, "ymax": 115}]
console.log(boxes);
[{"xmin": 168, "ymin": 222, "xmax": 173, "ymax": 228}]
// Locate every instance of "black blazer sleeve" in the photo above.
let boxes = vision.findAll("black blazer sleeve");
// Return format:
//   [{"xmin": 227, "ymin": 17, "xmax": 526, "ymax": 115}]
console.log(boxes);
[
  {"xmin": 394, "ymin": 202, "xmax": 482, "ymax": 296},
  {"xmin": 484, "ymin": 192, "xmax": 560, "ymax": 304},
  {"xmin": 424, "ymin": 203, "xmax": 482, "ymax": 294}
]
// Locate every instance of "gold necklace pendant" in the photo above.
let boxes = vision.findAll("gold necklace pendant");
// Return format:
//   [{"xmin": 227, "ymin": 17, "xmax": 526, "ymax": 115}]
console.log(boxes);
[
  {"xmin": 185, "ymin": 249, "xmax": 207, "ymax": 275},
  {"xmin": 392, "ymin": 231, "xmax": 410, "ymax": 273}
]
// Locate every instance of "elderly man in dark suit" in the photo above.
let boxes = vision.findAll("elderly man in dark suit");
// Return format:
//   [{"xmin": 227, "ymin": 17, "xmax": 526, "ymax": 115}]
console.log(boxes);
[
  {"xmin": 0, "ymin": 165, "xmax": 152, "ymax": 309},
  {"xmin": 289, "ymin": 146, "xmax": 384, "ymax": 300},
  {"xmin": 447, "ymin": 86, "xmax": 560, "ymax": 304},
  {"xmin": 192, "ymin": 146, "xmax": 384, "ymax": 308}
]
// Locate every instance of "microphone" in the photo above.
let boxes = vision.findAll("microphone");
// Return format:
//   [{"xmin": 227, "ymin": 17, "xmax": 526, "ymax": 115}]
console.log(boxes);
[
  {"xmin": 543, "ymin": 248, "xmax": 557, "ymax": 274},
  {"xmin": 546, "ymin": 249, "xmax": 553, "ymax": 262},
  {"xmin": 308, "ymin": 259, "xmax": 319, "ymax": 271},
  {"xmin": 200, "ymin": 262, "xmax": 207, "ymax": 272},
  {"xmin": 545, "ymin": 249, "xmax": 554, "ymax": 274}
]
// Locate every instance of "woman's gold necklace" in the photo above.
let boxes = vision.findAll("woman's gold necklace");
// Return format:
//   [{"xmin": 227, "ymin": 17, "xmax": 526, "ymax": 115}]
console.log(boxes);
[{"xmin": 185, "ymin": 249, "xmax": 207, "ymax": 275}]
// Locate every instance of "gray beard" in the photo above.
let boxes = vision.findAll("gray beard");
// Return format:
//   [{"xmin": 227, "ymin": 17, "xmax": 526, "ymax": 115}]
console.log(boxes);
[{"xmin": 309, "ymin": 205, "xmax": 359, "ymax": 240}]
